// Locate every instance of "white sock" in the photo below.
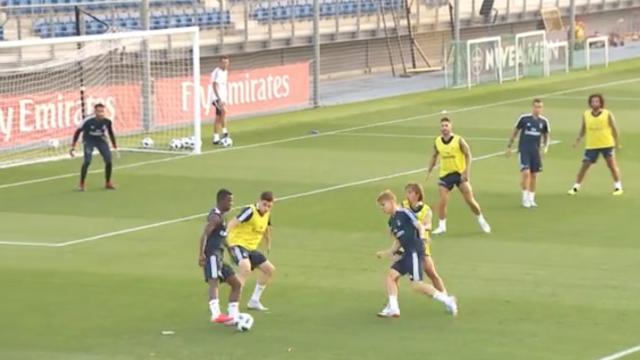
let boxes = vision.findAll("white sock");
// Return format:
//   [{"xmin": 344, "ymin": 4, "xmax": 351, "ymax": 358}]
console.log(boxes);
[
  {"xmin": 227, "ymin": 302, "xmax": 239, "ymax": 320},
  {"xmin": 438, "ymin": 219, "xmax": 447, "ymax": 229},
  {"xmin": 213, "ymin": 133, "xmax": 220, "ymax": 142},
  {"xmin": 432, "ymin": 291, "xmax": 449, "ymax": 305},
  {"xmin": 209, "ymin": 299, "xmax": 220, "ymax": 318},
  {"xmin": 573, "ymin": 183, "xmax": 581, "ymax": 189},
  {"xmin": 388, "ymin": 295, "xmax": 399, "ymax": 311},
  {"xmin": 222, "ymin": 127, "xmax": 229, "ymax": 135},
  {"xmin": 614, "ymin": 181, "xmax": 622, "ymax": 189},
  {"xmin": 251, "ymin": 284, "xmax": 266, "ymax": 302},
  {"xmin": 522, "ymin": 190, "xmax": 530, "ymax": 202},
  {"xmin": 477, "ymin": 214, "xmax": 487, "ymax": 224},
  {"xmin": 530, "ymin": 192, "xmax": 536, "ymax": 202}
]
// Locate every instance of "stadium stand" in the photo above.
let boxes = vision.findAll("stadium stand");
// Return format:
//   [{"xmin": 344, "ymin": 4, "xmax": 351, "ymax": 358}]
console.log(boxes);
[{"xmin": 251, "ymin": 0, "xmax": 403, "ymax": 22}]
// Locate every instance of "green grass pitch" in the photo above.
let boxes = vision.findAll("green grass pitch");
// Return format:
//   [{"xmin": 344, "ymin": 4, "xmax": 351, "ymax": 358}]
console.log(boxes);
[{"xmin": 1, "ymin": 59, "xmax": 639, "ymax": 360}]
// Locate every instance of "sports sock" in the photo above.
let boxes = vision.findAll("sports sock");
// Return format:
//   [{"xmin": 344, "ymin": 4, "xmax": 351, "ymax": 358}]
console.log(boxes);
[
  {"xmin": 573, "ymin": 183, "xmax": 581, "ymax": 190},
  {"xmin": 438, "ymin": 219, "xmax": 447, "ymax": 229},
  {"xmin": 213, "ymin": 133, "xmax": 220, "ymax": 142},
  {"xmin": 477, "ymin": 214, "xmax": 487, "ymax": 224},
  {"xmin": 388, "ymin": 295, "xmax": 399, "ymax": 311},
  {"xmin": 228, "ymin": 302, "xmax": 239, "ymax": 320},
  {"xmin": 529, "ymin": 192, "xmax": 536, "ymax": 202},
  {"xmin": 251, "ymin": 284, "xmax": 266, "ymax": 302},
  {"xmin": 80, "ymin": 163, "xmax": 89, "ymax": 183},
  {"xmin": 222, "ymin": 127, "xmax": 229, "ymax": 136},
  {"xmin": 105, "ymin": 162, "xmax": 112, "ymax": 183},
  {"xmin": 614, "ymin": 181, "xmax": 622, "ymax": 189},
  {"xmin": 209, "ymin": 299, "xmax": 220, "ymax": 318},
  {"xmin": 522, "ymin": 190, "xmax": 530, "ymax": 202}
]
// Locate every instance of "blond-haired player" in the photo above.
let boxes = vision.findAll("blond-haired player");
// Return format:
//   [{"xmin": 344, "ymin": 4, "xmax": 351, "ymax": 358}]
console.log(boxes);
[{"xmin": 376, "ymin": 190, "xmax": 458, "ymax": 318}]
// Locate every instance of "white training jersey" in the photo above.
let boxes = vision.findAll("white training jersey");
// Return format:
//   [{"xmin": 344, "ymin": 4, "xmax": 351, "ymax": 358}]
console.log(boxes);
[{"xmin": 210, "ymin": 67, "xmax": 228, "ymax": 103}]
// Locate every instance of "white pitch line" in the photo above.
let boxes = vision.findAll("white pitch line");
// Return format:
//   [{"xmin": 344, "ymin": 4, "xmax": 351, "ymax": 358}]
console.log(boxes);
[
  {"xmin": 337, "ymin": 133, "xmax": 509, "ymax": 142},
  {"xmin": 0, "ymin": 76, "xmax": 638, "ymax": 191},
  {"xmin": 549, "ymin": 95, "xmax": 640, "ymax": 101},
  {"xmin": 598, "ymin": 345, "xmax": 640, "ymax": 360},
  {"xmin": 0, "ymin": 148, "xmax": 516, "ymax": 248}
]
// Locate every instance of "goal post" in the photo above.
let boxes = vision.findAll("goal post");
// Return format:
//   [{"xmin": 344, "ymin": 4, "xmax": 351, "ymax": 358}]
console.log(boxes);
[
  {"xmin": 465, "ymin": 36, "xmax": 503, "ymax": 89},
  {"xmin": 546, "ymin": 40, "xmax": 569, "ymax": 75},
  {"xmin": 0, "ymin": 27, "xmax": 202, "ymax": 168},
  {"xmin": 515, "ymin": 30, "xmax": 548, "ymax": 81},
  {"xmin": 586, "ymin": 36, "xmax": 609, "ymax": 70}
]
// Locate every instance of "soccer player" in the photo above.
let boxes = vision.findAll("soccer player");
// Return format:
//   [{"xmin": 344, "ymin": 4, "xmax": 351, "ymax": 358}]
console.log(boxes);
[
  {"xmin": 211, "ymin": 56, "xmax": 230, "ymax": 145},
  {"xmin": 69, "ymin": 103, "xmax": 117, "ymax": 191},
  {"xmin": 426, "ymin": 117, "xmax": 491, "ymax": 235},
  {"xmin": 506, "ymin": 99, "xmax": 551, "ymax": 208},
  {"xmin": 226, "ymin": 191, "xmax": 275, "ymax": 311},
  {"xmin": 401, "ymin": 183, "xmax": 447, "ymax": 294},
  {"xmin": 375, "ymin": 190, "xmax": 457, "ymax": 318},
  {"xmin": 568, "ymin": 94, "xmax": 623, "ymax": 195},
  {"xmin": 198, "ymin": 189, "xmax": 243, "ymax": 324}
]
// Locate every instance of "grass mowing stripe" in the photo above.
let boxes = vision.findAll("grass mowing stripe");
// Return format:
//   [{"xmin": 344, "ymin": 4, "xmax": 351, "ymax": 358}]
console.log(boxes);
[
  {"xmin": 337, "ymin": 133, "xmax": 510, "ymax": 141},
  {"xmin": 598, "ymin": 345, "xmax": 640, "ymax": 360},
  {"xmin": 0, "ymin": 75, "xmax": 637, "ymax": 191},
  {"xmin": 2, "ymin": 144, "xmax": 559, "ymax": 248}
]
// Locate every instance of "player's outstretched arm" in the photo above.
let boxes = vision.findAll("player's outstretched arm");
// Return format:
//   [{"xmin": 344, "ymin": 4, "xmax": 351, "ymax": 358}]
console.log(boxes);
[
  {"xmin": 609, "ymin": 113, "xmax": 620, "ymax": 149},
  {"xmin": 69, "ymin": 128, "xmax": 83, "ymax": 157},
  {"xmin": 506, "ymin": 128, "xmax": 520, "ymax": 157},
  {"xmin": 426, "ymin": 146, "xmax": 439, "ymax": 181},
  {"xmin": 573, "ymin": 116, "xmax": 586, "ymax": 148},
  {"xmin": 460, "ymin": 138, "xmax": 472, "ymax": 182},
  {"xmin": 377, "ymin": 237, "xmax": 401, "ymax": 259}
]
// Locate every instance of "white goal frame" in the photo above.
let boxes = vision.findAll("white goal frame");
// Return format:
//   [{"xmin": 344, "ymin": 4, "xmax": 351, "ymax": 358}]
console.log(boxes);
[
  {"xmin": 515, "ymin": 30, "xmax": 548, "ymax": 81},
  {"xmin": 586, "ymin": 36, "xmax": 609, "ymax": 70},
  {"xmin": 0, "ymin": 27, "xmax": 202, "ymax": 168},
  {"xmin": 466, "ymin": 36, "xmax": 503, "ymax": 89}
]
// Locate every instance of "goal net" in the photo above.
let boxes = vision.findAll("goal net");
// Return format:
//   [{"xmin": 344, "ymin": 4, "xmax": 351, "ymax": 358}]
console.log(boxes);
[
  {"xmin": 586, "ymin": 36, "xmax": 610, "ymax": 70},
  {"xmin": 446, "ymin": 37, "xmax": 503, "ymax": 89},
  {"xmin": 514, "ymin": 30, "xmax": 548, "ymax": 80},
  {"xmin": 0, "ymin": 27, "xmax": 202, "ymax": 168}
]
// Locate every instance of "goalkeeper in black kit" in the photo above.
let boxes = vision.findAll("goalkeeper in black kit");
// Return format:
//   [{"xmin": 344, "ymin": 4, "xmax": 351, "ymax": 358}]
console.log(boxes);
[{"xmin": 70, "ymin": 103, "xmax": 118, "ymax": 191}]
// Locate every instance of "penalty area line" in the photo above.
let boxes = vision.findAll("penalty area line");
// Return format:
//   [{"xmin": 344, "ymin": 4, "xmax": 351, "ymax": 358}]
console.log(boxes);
[{"xmin": 0, "ymin": 146, "xmax": 543, "ymax": 248}]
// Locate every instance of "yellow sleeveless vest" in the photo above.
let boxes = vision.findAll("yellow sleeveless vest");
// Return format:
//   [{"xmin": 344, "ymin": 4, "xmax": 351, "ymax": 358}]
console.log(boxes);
[
  {"xmin": 584, "ymin": 109, "xmax": 615, "ymax": 149},
  {"xmin": 435, "ymin": 135, "xmax": 466, "ymax": 177}
]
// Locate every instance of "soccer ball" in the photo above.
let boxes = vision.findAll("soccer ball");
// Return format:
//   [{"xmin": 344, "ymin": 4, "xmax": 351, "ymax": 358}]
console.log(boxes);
[
  {"xmin": 236, "ymin": 313, "xmax": 254, "ymax": 332},
  {"xmin": 220, "ymin": 137, "xmax": 234, "ymax": 148},
  {"xmin": 48, "ymin": 139, "xmax": 60, "ymax": 149},
  {"xmin": 181, "ymin": 137, "xmax": 193, "ymax": 149},
  {"xmin": 141, "ymin": 137, "xmax": 154, "ymax": 149},
  {"xmin": 169, "ymin": 138, "xmax": 182, "ymax": 150}
]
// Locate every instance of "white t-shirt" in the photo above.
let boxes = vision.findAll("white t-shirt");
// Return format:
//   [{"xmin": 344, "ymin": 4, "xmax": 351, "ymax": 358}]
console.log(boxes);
[{"xmin": 210, "ymin": 67, "xmax": 228, "ymax": 103}]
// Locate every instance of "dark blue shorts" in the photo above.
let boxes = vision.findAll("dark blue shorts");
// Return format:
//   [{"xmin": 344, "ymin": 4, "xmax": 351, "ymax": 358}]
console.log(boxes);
[
  {"xmin": 391, "ymin": 251, "xmax": 424, "ymax": 282},
  {"xmin": 83, "ymin": 140, "xmax": 112, "ymax": 164},
  {"xmin": 438, "ymin": 172, "xmax": 463, "ymax": 191},
  {"xmin": 229, "ymin": 245, "xmax": 268, "ymax": 270},
  {"xmin": 584, "ymin": 147, "xmax": 614, "ymax": 164},
  {"xmin": 519, "ymin": 148, "xmax": 542, "ymax": 173},
  {"xmin": 203, "ymin": 252, "xmax": 235, "ymax": 283}
]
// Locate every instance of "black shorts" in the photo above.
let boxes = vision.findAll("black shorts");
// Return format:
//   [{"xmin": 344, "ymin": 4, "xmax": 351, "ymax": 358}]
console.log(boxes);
[
  {"xmin": 438, "ymin": 172, "xmax": 463, "ymax": 191},
  {"xmin": 212, "ymin": 100, "xmax": 224, "ymax": 116},
  {"xmin": 391, "ymin": 251, "xmax": 424, "ymax": 282},
  {"xmin": 229, "ymin": 245, "xmax": 267, "ymax": 270},
  {"xmin": 83, "ymin": 139, "xmax": 112, "ymax": 164},
  {"xmin": 519, "ymin": 148, "xmax": 542, "ymax": 173},
  {"xmin": 583, "ymin": 147, "xmax": 614, "ymax": 164},
  {"xmin": 203, "ymin": 252, "xmax": 235, "ymax": 283}
]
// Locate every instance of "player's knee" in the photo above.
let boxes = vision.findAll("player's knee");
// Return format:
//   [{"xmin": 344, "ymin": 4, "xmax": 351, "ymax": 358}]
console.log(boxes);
[
  {"xmin": 105, "ymin": 161, "xmax": 112, "ymax": 167},
  {"xmin": 82, "ymin": 159, "xmax": 92, "ymax": 167},
  {"xmin": 262, "ymin": 263, "xmax": 276, "ymax": 277}
]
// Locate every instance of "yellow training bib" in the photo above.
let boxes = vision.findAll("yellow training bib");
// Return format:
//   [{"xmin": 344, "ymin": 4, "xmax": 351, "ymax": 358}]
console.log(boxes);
[
  {"xmin": 401, "ymin": 200, "xmax": 432, "ymax": 255},
  {"xmin": 435, "ymin": 135, "xmax": 466, "ymax": 177},
  {"xmin": 584, "ymin": 109, "xmax": 615, "ymax": 149},
  {"xmin": 227, "ymin": 205, "xmax": 271, "ymax": 251}
]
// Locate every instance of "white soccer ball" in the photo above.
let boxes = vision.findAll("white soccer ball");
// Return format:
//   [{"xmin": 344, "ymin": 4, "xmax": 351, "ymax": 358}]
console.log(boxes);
[
  {"xmin": 220, "ymin": 137, "xmax": 234, "ymax": 148},
  {"xmin": 169, "ymin": 138, "xmax": 182, "ymax": 150},
  {"xmin": 181, "ymin": 137, "xmax": 193, "ymax": 149},
  {"xmin": 236, "ymin": 313, "xmax": 254, "ymax": 332},
  {"xmin": 141, "ymin": 137, "xmax": 154, "ymax": 148},
  {"xmin": 48, "ymin": 139, "xmax": 60, "ymax": 149}
]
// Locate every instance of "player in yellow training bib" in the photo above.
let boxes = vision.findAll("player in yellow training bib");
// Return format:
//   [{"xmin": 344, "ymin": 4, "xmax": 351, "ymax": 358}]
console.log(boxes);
[
  {"xmin": 400, "ymin": 183, "xmax": 448, "ymax": 294},
  {"xmin": 227, "ymin": 191, "xmax": 276, "ymax": 311},
  {"xmin": 568, "ymin": 94, "xmax": 623, "ymax": 196},
  {"xmin": 426, "ymin": 117, "xmax": 491, "ymax": 235}
]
